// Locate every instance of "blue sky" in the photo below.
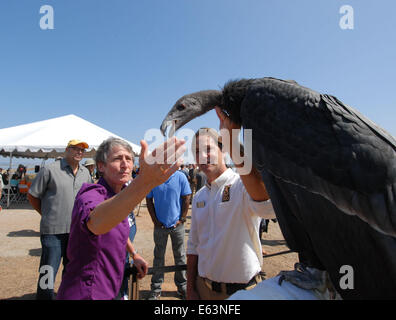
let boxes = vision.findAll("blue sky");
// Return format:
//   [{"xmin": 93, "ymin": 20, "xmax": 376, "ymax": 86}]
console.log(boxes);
[{"xmin": 0, "ymin": 0, "xmax": 395, "ymax": 167}]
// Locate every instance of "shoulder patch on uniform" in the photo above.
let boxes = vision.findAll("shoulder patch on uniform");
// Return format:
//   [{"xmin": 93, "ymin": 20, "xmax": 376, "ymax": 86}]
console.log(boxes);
[{"xmin": 222, "ymin": 185, "xmax": 231, "ymax": 202}]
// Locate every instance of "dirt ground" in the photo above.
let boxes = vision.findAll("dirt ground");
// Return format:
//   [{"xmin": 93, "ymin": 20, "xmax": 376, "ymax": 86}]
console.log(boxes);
[{"xmin": 0, "ymin": 200, "xmax": 298, "ymax": 300}]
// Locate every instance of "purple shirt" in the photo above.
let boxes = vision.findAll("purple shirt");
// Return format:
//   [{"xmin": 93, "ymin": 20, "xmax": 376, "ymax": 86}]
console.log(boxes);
[{"xmin": 57, "ymin": 178, "xmax": 130, "ymax": 300}]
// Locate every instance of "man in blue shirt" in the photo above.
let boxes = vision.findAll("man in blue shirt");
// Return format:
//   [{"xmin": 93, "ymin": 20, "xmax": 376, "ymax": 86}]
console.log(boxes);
[{"xmin": 146, "ymin": 170, "xmax": 191, "ymax": 300}]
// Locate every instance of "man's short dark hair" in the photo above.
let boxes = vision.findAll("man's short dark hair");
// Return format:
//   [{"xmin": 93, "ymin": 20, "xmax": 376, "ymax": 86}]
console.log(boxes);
[{"xmin": 191, "ymin": 127, "xmax": 223, "ymax": 155}]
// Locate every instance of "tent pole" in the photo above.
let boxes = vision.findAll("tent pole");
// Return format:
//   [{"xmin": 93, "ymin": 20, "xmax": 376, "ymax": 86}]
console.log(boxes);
[{"xmin": 7, "ymin": 151, "xmax": 12, "ymax": 208}]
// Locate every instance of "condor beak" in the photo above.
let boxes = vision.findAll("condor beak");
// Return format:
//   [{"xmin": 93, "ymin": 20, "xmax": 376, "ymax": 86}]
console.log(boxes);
[{"xmin": 160, "ymin": 119, "xmax": 177, "ymax": 137}]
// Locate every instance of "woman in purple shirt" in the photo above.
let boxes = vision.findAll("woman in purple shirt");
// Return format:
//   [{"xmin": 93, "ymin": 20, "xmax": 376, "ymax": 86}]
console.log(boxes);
[{"xmin": 57, "ymin": 136, "xmax": 186, "ymax": 300}]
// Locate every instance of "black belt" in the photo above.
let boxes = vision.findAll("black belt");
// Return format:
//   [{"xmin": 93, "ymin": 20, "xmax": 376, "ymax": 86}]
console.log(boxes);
[{"xmin": 203, "ymin": 273, "xmax": 264, "ymax": 295}]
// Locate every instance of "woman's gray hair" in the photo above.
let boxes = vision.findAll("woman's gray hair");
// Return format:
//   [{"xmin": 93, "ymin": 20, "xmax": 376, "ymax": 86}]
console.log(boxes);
[{"xmin": 95, "ymin": 137, "xmax": 135, "ymax": 165}]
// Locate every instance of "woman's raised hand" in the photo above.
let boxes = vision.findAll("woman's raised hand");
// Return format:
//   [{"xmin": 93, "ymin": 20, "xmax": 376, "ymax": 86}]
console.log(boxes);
[{"xmin": 138, "ymin": 137, "xmax": 186, "ymax": 188}]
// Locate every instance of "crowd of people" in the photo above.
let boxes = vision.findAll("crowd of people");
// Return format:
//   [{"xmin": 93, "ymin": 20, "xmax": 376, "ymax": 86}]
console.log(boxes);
[
  {"xmin": 0, "ymin": 168, "xmax": 4, "ymax": 209},
  {"xmin": 0, "ymin": 165, "xmax": 31, "ymax": 210},
  {"xmin": 4, "ymin": 111, "xmax": 279, "ymax": 300}
]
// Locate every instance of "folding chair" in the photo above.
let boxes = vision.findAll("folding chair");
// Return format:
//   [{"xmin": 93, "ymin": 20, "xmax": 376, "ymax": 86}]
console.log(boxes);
[
  {"xmin": 1, "ymin": 184, "xmax": 18, "ymax": 208},
  {"xmin": 0, "ymin": 189, "xmax": 7, "ymax": 207}
]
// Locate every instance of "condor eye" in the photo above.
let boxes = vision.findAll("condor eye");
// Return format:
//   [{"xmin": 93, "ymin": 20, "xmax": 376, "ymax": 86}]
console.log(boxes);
[{"xmin": 176, "ymin": 104, "xmax": 186, "ymax": 111}]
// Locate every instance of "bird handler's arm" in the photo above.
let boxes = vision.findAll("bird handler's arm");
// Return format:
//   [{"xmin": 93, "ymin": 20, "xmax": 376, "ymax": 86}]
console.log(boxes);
[{"xmin": 215, "ymin": 107, "xmax": 269, "ymax": 202}]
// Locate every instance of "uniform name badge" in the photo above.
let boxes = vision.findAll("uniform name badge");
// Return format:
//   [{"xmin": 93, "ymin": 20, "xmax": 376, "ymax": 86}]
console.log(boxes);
[{"xmin": 196, "ymin": 201, "xmax": 205, "ymax": 208}]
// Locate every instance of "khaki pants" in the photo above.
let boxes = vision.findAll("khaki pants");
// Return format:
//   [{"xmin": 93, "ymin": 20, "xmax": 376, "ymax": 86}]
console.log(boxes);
[
  {"xmin": 196, "ymin": 276, "xmax": 230, "ymax": 300},
  {"xmin": 196, "ymin": 274, "xmax": 264, "ymax": 300}
]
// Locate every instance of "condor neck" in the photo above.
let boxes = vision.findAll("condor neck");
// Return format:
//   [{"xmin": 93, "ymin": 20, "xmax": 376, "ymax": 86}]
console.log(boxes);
[{"xmin": 197, "ymin": 90, "xmax": 223, "ymax": 111}]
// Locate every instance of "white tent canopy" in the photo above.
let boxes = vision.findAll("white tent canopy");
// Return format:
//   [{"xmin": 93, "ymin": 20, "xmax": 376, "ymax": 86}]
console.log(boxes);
[{"xmin": 0, "ymin": 114, "xmax": 141, "ymax": 159}]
